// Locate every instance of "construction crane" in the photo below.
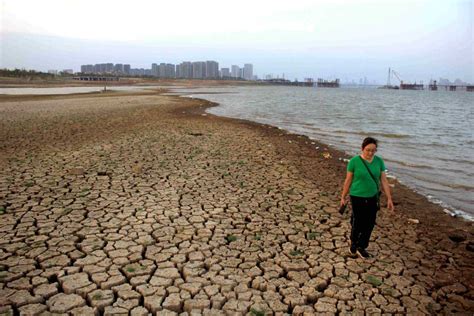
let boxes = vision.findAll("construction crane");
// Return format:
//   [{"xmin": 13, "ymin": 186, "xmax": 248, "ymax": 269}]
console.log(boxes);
[
  {"xmin": 391, "ymin": 69, "xmax": 403, "ymax": 84},
  {"xmin": 380, "ymin": 68, "xmax": 400, "ymax": 89}
]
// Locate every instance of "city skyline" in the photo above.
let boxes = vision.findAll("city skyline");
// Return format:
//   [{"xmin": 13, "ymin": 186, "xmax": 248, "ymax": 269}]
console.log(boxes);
[
  {"xmin": 78, "ymin": 61, "xmax": 254, "ymax": 80},
  {"xmin": 1, "ymin": 0, "xmax": 472, "ymax": 83}
]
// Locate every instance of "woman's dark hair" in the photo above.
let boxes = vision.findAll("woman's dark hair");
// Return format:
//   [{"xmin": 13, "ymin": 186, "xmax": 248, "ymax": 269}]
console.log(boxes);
[{"xmin": 362, "ymin": 137, "xmax": 378, "ymax": 149}]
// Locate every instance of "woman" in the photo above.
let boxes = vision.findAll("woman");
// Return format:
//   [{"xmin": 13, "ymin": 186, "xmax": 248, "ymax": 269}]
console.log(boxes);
[{"xmin": 340, "ymin": 137, "xmax": 394, "ymax": 259}]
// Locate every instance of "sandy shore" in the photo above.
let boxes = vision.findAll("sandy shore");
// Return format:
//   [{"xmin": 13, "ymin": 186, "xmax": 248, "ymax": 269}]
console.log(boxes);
[{"xmin": 0, "ymin": 89, "xmax": 472, "ymax": 315}]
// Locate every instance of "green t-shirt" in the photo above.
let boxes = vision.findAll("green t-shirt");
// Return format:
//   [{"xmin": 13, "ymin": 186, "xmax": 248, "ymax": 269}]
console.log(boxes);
[{"xmin": 347, "ymin": 155, "xmax": 386, "ymax": 198}]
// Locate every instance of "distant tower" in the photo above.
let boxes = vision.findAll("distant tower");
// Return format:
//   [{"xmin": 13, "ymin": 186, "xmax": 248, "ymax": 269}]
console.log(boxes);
[{"xmin": 387, "ymin": 67, "xmax": 391, "ymax": 86}]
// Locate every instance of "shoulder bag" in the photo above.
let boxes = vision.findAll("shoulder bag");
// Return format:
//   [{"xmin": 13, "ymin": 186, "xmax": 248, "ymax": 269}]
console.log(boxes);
[{"xmin": 359, "ymin": 156, "xmax": 382, "ymax": 210}]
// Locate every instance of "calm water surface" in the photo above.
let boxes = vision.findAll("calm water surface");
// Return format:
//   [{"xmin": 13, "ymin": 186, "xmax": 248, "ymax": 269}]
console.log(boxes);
[{"xmin": 177, "ymin": 86, "xmax": 474, "ymax": 220}]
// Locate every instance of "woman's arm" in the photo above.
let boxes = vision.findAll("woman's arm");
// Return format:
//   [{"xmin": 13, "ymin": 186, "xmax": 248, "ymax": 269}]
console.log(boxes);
[
  {"xmin": 340, "ymin": 172, "xmax": 353, "ymax": 206},
  {"xmin": 381, "ymin": 172, "xmax": 395, "ymax": 211}
]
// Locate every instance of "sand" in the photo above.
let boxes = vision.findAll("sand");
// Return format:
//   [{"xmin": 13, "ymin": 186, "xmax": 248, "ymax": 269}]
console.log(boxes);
[{"xmin": 0, "ymin": 88, "xmax": 472, "ymax": 315}]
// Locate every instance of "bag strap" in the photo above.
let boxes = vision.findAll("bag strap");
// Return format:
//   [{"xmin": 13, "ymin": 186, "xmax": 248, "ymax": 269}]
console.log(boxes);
[{"xmin": 359, "ymin": 156, "xmax": 380, "ymax": 191}]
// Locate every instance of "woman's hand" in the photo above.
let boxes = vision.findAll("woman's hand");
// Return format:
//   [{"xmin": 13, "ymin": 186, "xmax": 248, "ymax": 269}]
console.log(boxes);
[
  {"xmin": 387, "ymin": 198, "xmax": 395, "ymax": 211},
  {"xmin": 340, "ymin": 197, "xmax": 347, "ymax": 207}
]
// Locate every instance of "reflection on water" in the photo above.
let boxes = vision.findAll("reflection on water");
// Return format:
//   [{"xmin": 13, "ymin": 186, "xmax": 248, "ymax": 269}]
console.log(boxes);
[{"xmin": 176, "ymin": 86, "xmax": 474, "ymax": 220}]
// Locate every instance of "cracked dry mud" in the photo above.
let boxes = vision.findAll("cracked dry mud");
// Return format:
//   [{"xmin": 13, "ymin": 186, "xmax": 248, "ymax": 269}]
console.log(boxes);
[{"xmin": 0, "ymin": 90, "xmax": 473, "ymax": 315}]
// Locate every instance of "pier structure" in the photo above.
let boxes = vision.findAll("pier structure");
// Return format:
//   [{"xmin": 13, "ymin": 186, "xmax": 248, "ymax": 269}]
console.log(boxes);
[
  {"xmin": 400, "ymin": 81, "xmax": 424, "ymax": 90},
  {"xmin": 317, "ymin": 78, "xmax": 340, "ymax": 88},
  {"xmin": 433, "ymin": 84, "xmax": 474, "ymax": 92}
]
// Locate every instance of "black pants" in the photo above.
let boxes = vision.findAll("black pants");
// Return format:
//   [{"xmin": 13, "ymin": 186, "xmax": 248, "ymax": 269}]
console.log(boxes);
[{"xmin": 350, "ymin": 195, "xmax": 378, "ymax": 250}]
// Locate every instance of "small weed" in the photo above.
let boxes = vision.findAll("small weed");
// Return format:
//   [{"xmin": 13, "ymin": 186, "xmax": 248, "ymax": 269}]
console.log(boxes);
[
  {"xmin": 366, "ymin": 275, "xmax": 383, "ymax": 287},
  {"xmin": 79, "ymin": 190, "xmax": 89, "ymax": 197},
  {"xmin": 250, "ymin": 308, "xmax": 266, "ymax": 316},
  {"xmin": 254, "ymin": 233, "xmax": 261, "ymax": 241},
  {"xmin": 238, "ymin": 160, "xmax": 246, "ymax": 166},
  {"xmin": 226, "ymin": 235, "xmax": 237, "ymax": 243},
  {"xmin": 294, "ymin": 204, "xmax": 305, "ymax": 210},
  {"xmin": 25, "ymin": 181, "xmax": 34, "ymax": 187},
  {"xmin": 290, "ymin": 249, "xmax": 304, "ymax": 256},
  {"xmin": 286, "ymin": 188, "xmax": 295, "ymax": 195},
  {"xmin": 92, "ymin": 293, "xmax": 103, "ymax": 300},
  {"xmin": 222, "ymin": 172, "xmax": 230, "ymax": 177},
  {"xmin": 239, "ymin": 181, "xmax": 245, "ymax": 188},
  {"xmin": 126, "ymin": 267, "xmax": 136, "ymax": 273},
  {"xmin": 62, "ymin": 208, "xmax": 72, "ymax": 215},
  {"xmin": 307, "ymin": 232, "xmax": 318, "ymax": 240},
  {"xmin": 0, "ymin": 206, "xmax": 5, "ymax": 214}
]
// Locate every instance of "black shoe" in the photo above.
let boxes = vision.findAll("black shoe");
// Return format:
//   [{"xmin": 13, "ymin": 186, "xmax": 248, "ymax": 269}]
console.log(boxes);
[
  {"xmin": 349, "ymin": 244, "xmax": 357, "ymax": 257},
  {"xmin": 356, "ymin": 248, "xmax": 372, "ymax": 259}
]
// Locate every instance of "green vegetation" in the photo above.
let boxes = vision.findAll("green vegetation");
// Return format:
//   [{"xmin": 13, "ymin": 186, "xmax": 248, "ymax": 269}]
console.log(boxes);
[
  {"xmin": 92, "ymin": 292, "xmax": 103, "ymax": 300},
  {"xmin": 294, "ymin": 204, "xmax": 305, "ymax": 210},
  {"xmin": 0, "ymin": 206, "xmax": 5, "ymax": 215},
  {"xmin": 307, "ymin": 232, "xmax": 319, "ymax": 240},
  {"xmin": 62, "ymin": 208, "xmax": 73, "ymax": 215},
  {"xmin": 0, "ymin": 68, "xmax": 57, "ymax": 79},
  {"xmin": 25, "ymin": 181, "xmax": 34, "ymax": 187},
  {"xmin": 290, "ymin": 249, "xmax": 304, "ymax": 256},
  {"xmin": 254, "ymin": 233, "xmax": 261, "ymax": 241},
  {"xmin": 226, "ymin": 235, "xmax": 237, "ymax": 243},
  {"xmin": 250, "ymin": 308, "xmax": 266, "ymax": 316},
  {"xmin": 126, "ymin": 266, "xmax": 136, "ymax": 273},
  {"xmin": 366, "ymin": 275, "xmax": 383, "ymax": 287}
]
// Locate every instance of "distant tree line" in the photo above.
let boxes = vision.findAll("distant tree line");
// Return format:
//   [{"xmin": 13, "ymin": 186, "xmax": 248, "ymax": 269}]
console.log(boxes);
[{"xmin": 0, "ymin": 68, "xmax": 58, "ymax": 78}]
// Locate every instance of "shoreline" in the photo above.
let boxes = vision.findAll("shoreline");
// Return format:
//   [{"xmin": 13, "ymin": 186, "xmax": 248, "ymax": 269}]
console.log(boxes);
[
  {"xmin": 180, "ymin": 91, "xmax": 474, "ymax": 222},
  {"xmin": 0, "ymin": 90, "xmax": 473, "ymax": 314},
  {"xmin": 181, "ymin": 93, "xmax": 474, "ymax": 226}
]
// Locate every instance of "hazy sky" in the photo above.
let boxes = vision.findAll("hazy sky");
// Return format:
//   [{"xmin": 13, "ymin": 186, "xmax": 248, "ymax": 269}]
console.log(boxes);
[{"xmin": 1, "ymin": 0, "xmax": 473, "ymax": 82}]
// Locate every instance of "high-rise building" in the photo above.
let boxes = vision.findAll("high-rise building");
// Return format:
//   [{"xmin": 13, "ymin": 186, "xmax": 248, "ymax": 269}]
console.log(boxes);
[
  {"xmin": 114, "ymin": 64, "xmax": 124, "ymax": 74},
  {"xmin": 231, "ymin": 65, "xmax": 240, "ymax": 78},
  {"xmin": 165, "ymin": 64, "xmax": 176, "ymax": 78},
  {"xmin": 192, "ymin": 62, "xmax": 206, "ymax": 79},
  {"xmin": 220, "ymin": 68, "xmax": 230, "ymax": 78},
  {"xmin": 81, "ymin": 64, "xmax": 94, "ymax": 73},
  {"xmin": 123, "ymin": 64, "xmax": 131, "ymax": 75},
  {"xmin": 152, "ymin": 63, "xmax": 159, "ymax": 77},
  {"xmin": 177, "ymin": 62, "xmax": 193, "ymax": 78},
  {"xmin": 105, "ymin": 63, "xmax": 114, "ymax": 73},
  {"xmin": 159, "ymin": 63, "xmax": 167, "ymax": 78},
  {"xmin": 243, "ymin": 64, "xmax": 253, "ymax": 80},
  {"xmin": 205, "ymin": 61, "xmax": 219, "ymax": 78}
]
